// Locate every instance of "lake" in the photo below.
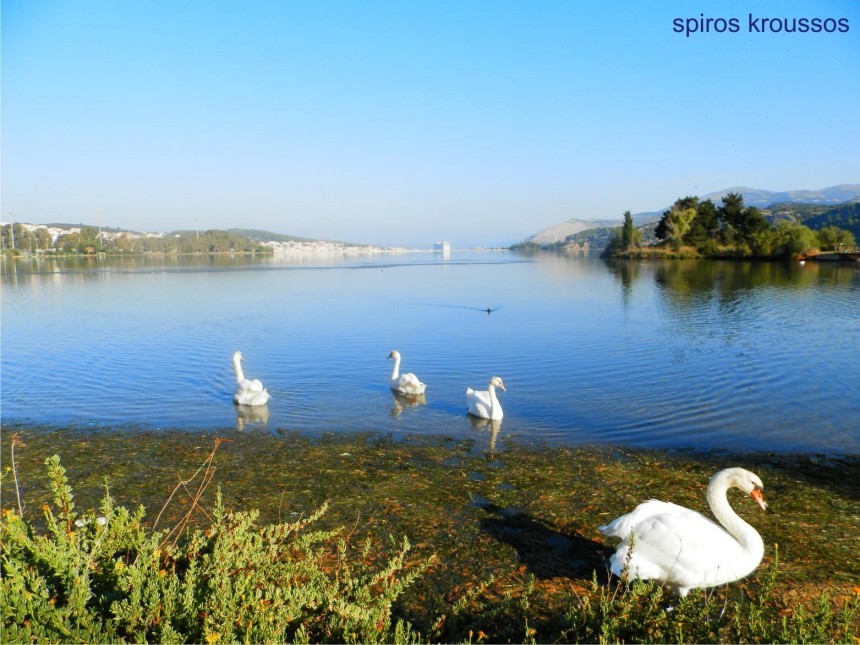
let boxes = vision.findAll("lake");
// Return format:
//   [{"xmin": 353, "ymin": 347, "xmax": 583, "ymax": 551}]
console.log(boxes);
[{"xmin": 1, "ymin": 251, "xmax": 858, "ymax": 454}]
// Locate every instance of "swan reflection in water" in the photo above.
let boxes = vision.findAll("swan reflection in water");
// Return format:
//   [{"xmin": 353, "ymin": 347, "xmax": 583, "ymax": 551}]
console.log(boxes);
[
  {"xmin": 390, "ymin": 391, "xmax": 426, "ymax": 417},
  {"xmin": 235, "ymin": 404, "xmax": 270, "ymax": 431},
  {"xmin": 468, "ymin": 415, "xmax": 501, "ymax": 453}
]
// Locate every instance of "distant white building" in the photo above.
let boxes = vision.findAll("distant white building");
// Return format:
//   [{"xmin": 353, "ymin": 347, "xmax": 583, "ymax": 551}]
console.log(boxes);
[{"xmin": 262, "ymin": 239, "xmax": 406, "ymax": 255}]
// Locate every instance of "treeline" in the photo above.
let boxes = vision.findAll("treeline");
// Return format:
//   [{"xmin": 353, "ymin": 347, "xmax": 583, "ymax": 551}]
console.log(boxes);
[
  {"xmin": 801, "ymin": 202, "xmax": 860, "ymax": 241},
  {"xmin": 606, "ymin": 193, "xmax": 856, "ymax": 259},
  {"xmin": 0, "ymin": 225, "xmax": 272, "ymax": 255}
]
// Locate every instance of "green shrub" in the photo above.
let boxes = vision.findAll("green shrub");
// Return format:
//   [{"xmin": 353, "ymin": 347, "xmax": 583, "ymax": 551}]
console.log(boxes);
[{"xmin": 1, "ymin": 454, "xmax": 429, "ymax": 643}]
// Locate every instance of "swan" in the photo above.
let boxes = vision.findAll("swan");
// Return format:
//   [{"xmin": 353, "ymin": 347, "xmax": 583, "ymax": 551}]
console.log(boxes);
[
  {"xmin": 233, "ymin": 351, "xmax": 264, "ymax": 392},
  {"xmin": 599, "ymin": 467, "xmax": 768, "ymax": 597},
  {"xmin": 233, "ymin": 387, "xmax": 270, "ymax": 406},
  {"xmin": 232, "ymin": 351, "xmax": 270, "ymax": 406},
  {"xmin": 387, "ymin": 350, "xmax": 426, "ymax": 396},
  {"xmin": 466, "ymin": 376, "xmax": 506, "ymax": 421}
]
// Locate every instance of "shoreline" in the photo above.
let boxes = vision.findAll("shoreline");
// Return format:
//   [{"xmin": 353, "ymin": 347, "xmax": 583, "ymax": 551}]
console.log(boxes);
[
  {"xmin": 5, "ymin": 425, "xmax": 858, "ymax": 641},
  {"xmin": 5, "ymin": 426, "xmax": 857, "ymax": 578},
  {"xmin": 4, "ymin": 420, "xmax": 859, "ymax": 459}
]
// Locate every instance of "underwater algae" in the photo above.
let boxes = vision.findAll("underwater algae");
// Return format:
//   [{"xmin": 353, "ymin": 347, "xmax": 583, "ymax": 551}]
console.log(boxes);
[{"xmin": 3, "ymin": 426, "xmax": 858, "ymax": 637}]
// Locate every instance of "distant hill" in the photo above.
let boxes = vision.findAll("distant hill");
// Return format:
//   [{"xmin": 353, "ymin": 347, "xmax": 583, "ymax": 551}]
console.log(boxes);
[
  {"xmin": 626, "ymin": 184, "xmax": 860, "ymax": 225},
  {"xmin": 227, "ymin": 228, "xmax": 319, "ymax": 244},
  {"xmin": 6, "ymin": 220, "xmax": 366, "ymax": 249},
  {"xmin": 695, "ymin": 184, "xmax": 860, "ymax": 208},
  {"xmin": 766, "ymin": 201, "xmax": 860, "ymax": 240},
  {"xmin": 525, "ymin": 219, "xmax": 622, "ymax": 245},
  {"xmin": 45, "ymin": 223, "xmax": 132, "ymax": 233},
  {"xmin": 521, "ymin": 184, "xmax": 860, "ymax": 249}
]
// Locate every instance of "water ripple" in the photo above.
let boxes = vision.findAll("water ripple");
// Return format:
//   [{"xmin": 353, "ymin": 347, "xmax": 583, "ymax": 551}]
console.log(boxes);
[{"xmin": 2, "ymin": 253, "xmax": 858, "ymax": 453}]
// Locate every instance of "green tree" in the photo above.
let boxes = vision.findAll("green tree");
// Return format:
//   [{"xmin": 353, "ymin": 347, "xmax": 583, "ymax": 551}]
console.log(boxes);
[
  {"xmin": 816, "ymin": 226, "xmax": 856, "ymax": 250},
  {"xmin": 2, "ymin": 223, "xmax": 38, "ymax": 253},
  {"xmin": 655, "ymin": 197, "xmax": 698, "ymax": 247},
  {"xmin": 602, "ymin": 228, "xmax": 624, "ymax": 257},
  {"xmin": 54, "ymin": 232, "xmax": 85, "ymax": 254},
  {"xmin": 717, "ymin": 193, "xmax": 769, "ymax": 248},
  {"xmin": 35, "ymin": 228, "xmax": 54, "ymax": 250},
  {"xmin": 621, "ymin": 211, "xmax": 636, "ymax": 249},
  {"xmin": 53, "ymin": 227, "xmax": 101, "ymax": 253},
  {"xmin": 685, "ymin": 199, "xmax": 719, "ymax": 247},
  {"xmin": 771, "ymin": 222, "xmax": 818, "ymax": 258}
]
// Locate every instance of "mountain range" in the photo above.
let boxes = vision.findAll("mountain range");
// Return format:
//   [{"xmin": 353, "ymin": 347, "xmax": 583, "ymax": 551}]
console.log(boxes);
[{"xmin": 524, "ymin": 184, "xmax": 860, "ymax": 245}]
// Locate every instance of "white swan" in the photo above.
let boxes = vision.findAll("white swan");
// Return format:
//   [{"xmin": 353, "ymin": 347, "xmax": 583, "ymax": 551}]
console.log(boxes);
[
  {"xmin": 387, "ymin": 350, "xmax": 426, "ymax": 396},
  {"xmin": 466, "ymin": 376, "xmax": 506, "ymax": 421},
  {"xmin": 232, "ymin": 351, "xmax": 270, "ymax": 406},
  {"xmin": 599, "ymin": 467, "xmax": 768, "ymax": 597}
]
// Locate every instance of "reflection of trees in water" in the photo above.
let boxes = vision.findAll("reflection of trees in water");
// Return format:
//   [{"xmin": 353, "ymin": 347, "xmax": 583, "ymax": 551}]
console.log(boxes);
[
  {"xmin": 602, "ymin": 258, "xmax": 860, "ymax": 343},
  {"xmin": 604, "ymin": 257, "xmax": 858, "ymax": 310},
  {"xmin": 2, "ymin": 253, "xmax": 280, "ymax": 283},
  {"xmin": 654, "ymin": 260, "xmax": 855, "ymax": 306},
  {"xmin": 648, "ymin": 260, "xmax": 860, "ymax": 347},
  {"xmin": 605, "ymin": 259, "xmax": 642, "ymax": 307}
]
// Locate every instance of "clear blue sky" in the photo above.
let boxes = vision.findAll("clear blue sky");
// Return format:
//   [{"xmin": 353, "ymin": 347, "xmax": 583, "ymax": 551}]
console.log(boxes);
[{"xmin": 2, "ymin": 0, "xmax": 858, "ymax": 247}]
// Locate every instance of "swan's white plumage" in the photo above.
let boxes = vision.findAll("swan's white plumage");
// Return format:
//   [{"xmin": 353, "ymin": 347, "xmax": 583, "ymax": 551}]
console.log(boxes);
[
  {"xmin": 233, "ymin": 351, "xmax": 264, "ymax": 393},
  {"xmin": 388, "ymin": 350, "xmax": 426, "ymax": 395},
  {"xmin": 599, "ymin": 467, "xmax": 767, "ymax": 597},
  {"xmin": 232, "ymin": 351, "xmax": 270, "ymax": 406},
  {"xmin": 233, "ymin": 388, "xmax": 270, "ymax": 406},
  {"xmin": 466, "ymin": 376, "xmax": 506, "ymax": 420}
]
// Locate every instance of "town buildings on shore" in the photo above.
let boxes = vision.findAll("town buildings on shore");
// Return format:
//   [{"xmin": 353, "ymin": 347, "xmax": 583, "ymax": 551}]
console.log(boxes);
[
  {"xmin": 261, "ymin": 239, "xmax": 407, "ymax": 255},
  {"xmin": 1, "ymin": 221, "xmax": 409, "ymax": 255}
]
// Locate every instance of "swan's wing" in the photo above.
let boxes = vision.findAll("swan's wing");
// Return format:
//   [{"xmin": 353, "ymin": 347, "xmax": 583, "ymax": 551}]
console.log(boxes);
[
  {"xmin": 397, "ymin": 372, "xmax": 424, "ymax": 388},
  {"xmin": 466, "ymin": 388, "xmax": 492, "ymax": 418},
  {"xmin": 604, "ymin": 505, "xmax": 752, "ymax": 591},
  {"xmin": 600, "ymin": 500, "xmax": 695, "ymax": 538},
  {"xmin": 237, "ymin": 378, "xmax": 264, "ymax": 393},
  {"xmin": 249, "ymin": 389, "xmax": 270, "ymax": 406},
  {"xmin": 400, "ymin": 372, "xmax": 422, "ymax": 387},
  {"xmin": 234, "ymin": 387, "xmax": 270, "ymax": 406},
  {"xmin": 392, "ymin": 372, "xmax": 426, "ymax": 394}
]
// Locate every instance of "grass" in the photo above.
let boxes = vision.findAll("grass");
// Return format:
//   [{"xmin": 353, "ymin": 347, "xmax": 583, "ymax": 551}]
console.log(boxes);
[{"xmin": 2, "ymin": 427, "xmax": 858, "ymax": 642}]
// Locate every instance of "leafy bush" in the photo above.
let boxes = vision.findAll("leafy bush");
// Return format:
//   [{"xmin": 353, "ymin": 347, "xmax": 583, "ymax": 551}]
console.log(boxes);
[{"xmin": 1, "ymin": 454, "xmax": 429, "ymax": 644}]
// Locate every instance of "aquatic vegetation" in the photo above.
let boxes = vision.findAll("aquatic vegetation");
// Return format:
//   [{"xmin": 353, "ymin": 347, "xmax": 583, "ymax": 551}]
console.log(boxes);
[{"xmin": 2, "ymin": 429, "xmax": 857, "ymax": 643}]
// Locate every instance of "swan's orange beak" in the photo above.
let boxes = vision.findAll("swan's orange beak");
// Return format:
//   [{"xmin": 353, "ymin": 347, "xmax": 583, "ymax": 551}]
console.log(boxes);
[{"xmin": 750, "ymin": 487, "xmax": 767, "ymax": 511}]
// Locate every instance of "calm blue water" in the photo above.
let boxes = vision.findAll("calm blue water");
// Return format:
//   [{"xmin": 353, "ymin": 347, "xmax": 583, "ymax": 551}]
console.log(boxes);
[{"xmin": 2, "ymin": 251, "xmax": 859, "ymax": 454}]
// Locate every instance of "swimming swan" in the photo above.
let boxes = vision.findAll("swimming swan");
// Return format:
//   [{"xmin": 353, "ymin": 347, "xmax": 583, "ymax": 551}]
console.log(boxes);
[
  {"xmin": 387, "ymin": 350, "xmax": 426, "ymax": 396},
  {"xmin": 466, "ymin": 376, "xmax": 506, "ymax": 421},
  {"xmin": 599, "ymin": 467, "xmax": 768, "ymax": 597},
  {"xmin": 232, "ymin": 351, "xmax": 270, "ymax": 406}
]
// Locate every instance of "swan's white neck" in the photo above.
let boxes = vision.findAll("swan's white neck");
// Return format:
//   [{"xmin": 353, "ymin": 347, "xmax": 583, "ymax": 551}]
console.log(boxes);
[
  {"xmin": 707, "ymin": 473, "xmax": 764, "ymax": 556},
  {"xmin": 390, "ymin": 354, "xmax": 401, "ymax": 381},
  {"xmin": 487, "ymin": 384, "xmax": 499, "ymax": 415},
  {"xmin": 233, "ymin": 354, "xmax": 246, "ymax": 383}
]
